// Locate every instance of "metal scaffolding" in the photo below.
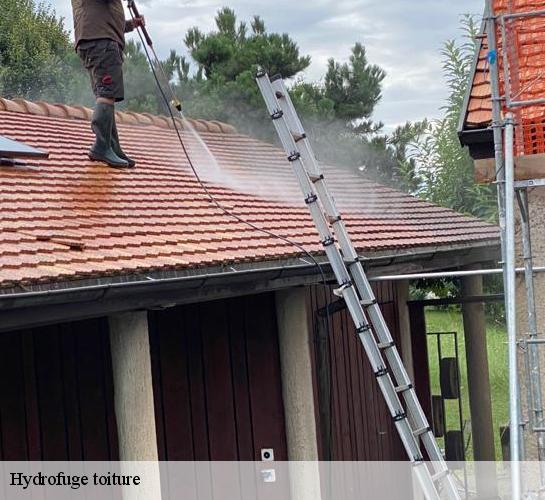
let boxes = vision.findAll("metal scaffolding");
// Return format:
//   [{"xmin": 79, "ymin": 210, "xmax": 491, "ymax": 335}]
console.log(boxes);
[{"xmin": 486, "ymin": 0, "xmax": 545, "ymax": 498}]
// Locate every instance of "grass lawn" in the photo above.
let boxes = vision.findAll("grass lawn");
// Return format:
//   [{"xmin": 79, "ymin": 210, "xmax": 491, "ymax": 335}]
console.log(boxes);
[{"xmin": 425, "ymin": 308, "xmax": 508, "ymax": 461}]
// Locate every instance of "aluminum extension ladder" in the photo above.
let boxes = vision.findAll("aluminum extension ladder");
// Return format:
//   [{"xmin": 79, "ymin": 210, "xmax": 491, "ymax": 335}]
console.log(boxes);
[{"xmin": 256, "ymin": 72, "xmax": 461, "ymax": 500}]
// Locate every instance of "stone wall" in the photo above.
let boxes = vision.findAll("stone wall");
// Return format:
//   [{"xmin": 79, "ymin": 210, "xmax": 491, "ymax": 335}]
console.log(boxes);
[{"xmin": 515, "ymin": 189, "xmax": 545, "ymax": 460}]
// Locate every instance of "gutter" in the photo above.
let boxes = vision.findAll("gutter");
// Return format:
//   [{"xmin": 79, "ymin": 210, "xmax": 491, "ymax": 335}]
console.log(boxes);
[
  {"xmin": 458, "ymin": 126, "xmax": 493, "ymax": 147},
  {"xmin": 0, "ymin": 258, "xmax": 328, "ymax": 310},
  {"xmin": 0, "ymin": 240, "xmax": 499, "ymax": 332},
  {"xmin": 458, "ymin": 127, "xmax": 495, "ymax": 159},
  {"xmin": 0, "ymin": 239, "xmax": 499, "ymax": 300}
]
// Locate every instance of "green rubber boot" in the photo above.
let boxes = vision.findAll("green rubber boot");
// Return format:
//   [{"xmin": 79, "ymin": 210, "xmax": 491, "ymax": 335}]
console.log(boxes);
[
  {"xmin": 88, "ymin": 103, "xmax": 129, "ymax": 168},
  {"xmin": 111, "ymin": 116, "xmax": 136, "ymax": 168}
]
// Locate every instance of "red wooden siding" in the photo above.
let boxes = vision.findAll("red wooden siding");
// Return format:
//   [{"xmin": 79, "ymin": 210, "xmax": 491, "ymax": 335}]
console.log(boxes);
[
  {"xmin": 309, "ymin": 281, "xmax": 407, "ymax": 461},
  {"xmin": 0, "ymin": 319, "xmax": 118, "ymax": 460},
  {"xmin": 149, "ymin": 293, "xmax": 288, "ymax": 461}
]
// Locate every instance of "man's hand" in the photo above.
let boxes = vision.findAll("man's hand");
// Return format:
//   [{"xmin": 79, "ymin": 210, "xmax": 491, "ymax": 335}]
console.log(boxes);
[
  {"xmin": 132, "ymin": 16, "xmax": 145, "ymax": 28},
  {"xmin": 125, "ymin": 16, "xmax": 145, "ymax": 33}
]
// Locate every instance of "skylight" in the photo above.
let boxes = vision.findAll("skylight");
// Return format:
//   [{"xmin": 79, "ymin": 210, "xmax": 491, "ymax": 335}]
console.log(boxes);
[{"xmin": 0, "ymin": 134, "xmax": 49, "ymax": 166}]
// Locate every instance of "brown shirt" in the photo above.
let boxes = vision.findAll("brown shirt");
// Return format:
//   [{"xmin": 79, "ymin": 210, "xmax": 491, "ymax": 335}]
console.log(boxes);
[{"xmin": 71, "ymin": 0, "xmax": 132, "ymax": 49}]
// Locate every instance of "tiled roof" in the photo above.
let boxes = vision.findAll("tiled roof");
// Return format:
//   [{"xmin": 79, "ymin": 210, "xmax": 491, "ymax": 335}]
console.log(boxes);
[
  {"xmin": 0, "ymin": 98, "xmax": 498, "ymax": 290},
  {"xmin": 465, "ymin": 37, "xmax": 493, "ymax": 129},
  {"xmin": 464, "ymin": 1, "xmax": 545, "ymax": 132}
]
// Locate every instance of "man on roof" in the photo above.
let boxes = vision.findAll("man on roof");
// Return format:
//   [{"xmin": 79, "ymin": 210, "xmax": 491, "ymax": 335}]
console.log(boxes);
[{"xmin": 71, "ymin": 0, "xmax": 145, "ymax": 169}]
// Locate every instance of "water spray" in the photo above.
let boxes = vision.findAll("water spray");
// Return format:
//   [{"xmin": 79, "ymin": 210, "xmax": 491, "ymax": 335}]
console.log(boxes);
[
  {"xmin": 126, "ymin": 0, "xmax": 226, "ymax": 187},
  {"xmin": 125, "ymin": 0, "xmax": 329, "ymax": 283}
]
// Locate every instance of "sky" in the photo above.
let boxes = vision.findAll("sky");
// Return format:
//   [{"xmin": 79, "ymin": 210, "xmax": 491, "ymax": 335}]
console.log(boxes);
[{"xmin": 49, "ymin": 0, "xmax": 483, "ymax": 130}]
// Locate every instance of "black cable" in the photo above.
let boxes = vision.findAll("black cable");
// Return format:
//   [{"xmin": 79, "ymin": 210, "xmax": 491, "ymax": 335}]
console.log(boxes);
[{"xmin": 129, "ymin": 9, "xmax": 332, "ymax": 288}]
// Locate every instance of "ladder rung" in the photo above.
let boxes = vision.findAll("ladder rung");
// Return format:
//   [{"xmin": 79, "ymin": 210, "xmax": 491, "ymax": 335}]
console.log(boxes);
[
  {"xmin": 413, "ymin": 425, "xmax": 431, "ymax": 437},
  {"xmin": 327, "ymin": 215, "xmax": 342, "ymax": 224},
  {"xmin": 308, "ymin": 173, "xmax": 324, "ymax": 183},
  {"xmin": 333, "ymin": 280, "xmax": 353, "ymax": 297},
  {"xmin": 395, "ymin": 383, "xmax": 414, "ymax": 394},
  {"xmin": 361, "ymin": 298, "xmax": 378, "ymax": 307},
  {"xmin": 344, "ymin": 256, "xmax": 362, "ymax": 265},
  {"xmin": 292, "ymin": 132, "xmax": 306, "ymax": 142},
  {"xmin": 356, "ymin": 324, "xmax": 372, "ymax": 335},
  {"xmin": 431, "ymin": 469, "xmax": 449, "ymax": 483},
  {"xmin": 378, "ymin": 340, "xmax": 395, "ymax": 350}
]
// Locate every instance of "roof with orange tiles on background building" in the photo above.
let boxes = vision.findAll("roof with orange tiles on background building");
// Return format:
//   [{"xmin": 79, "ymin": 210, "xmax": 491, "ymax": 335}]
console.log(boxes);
[
  {"xmin": 462, "ymin": 0, "xmax": 545, "ymax": 135},
  {"xmin": 463, "ymin": 35, "xmax": 493, "ymax": 129},
  {"xmin": 0, "ymin": 97, "xmax": 499, "ymax": 292}
]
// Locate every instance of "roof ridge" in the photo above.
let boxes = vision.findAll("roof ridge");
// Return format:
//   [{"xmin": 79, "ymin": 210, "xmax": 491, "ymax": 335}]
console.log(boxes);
[{"xmin": 0, "ymin": 97, "xmax": 237, "ymax": 135}]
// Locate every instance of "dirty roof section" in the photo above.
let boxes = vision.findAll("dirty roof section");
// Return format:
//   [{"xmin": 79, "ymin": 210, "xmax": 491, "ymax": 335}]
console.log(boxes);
[
  {"xmin": 462, "ymin": 0, "xmax": 545, "ymax": 131},
  {"xmin": 0, "ymin": 98, "xmax": 498, "ymax": 290}
]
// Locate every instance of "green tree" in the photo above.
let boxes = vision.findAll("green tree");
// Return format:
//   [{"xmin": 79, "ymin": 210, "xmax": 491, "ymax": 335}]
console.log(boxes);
[
  {"xmin": 288, "ymin": 44, "xmax": 425, "ymax": 186},
  {"xmin": 412, "ymin": 15, "xmax": 497, "ymax": 220},
  {"xmin": 173, "ymin": 7, "xmax": 311, "ymax": 137},
  {"xmin": 185, "ymin": 7, "xmax": 310, "ymax": 81},
  {"xmin": 0, "ymin": 0, "xmax": 74, "ymax": 101}
]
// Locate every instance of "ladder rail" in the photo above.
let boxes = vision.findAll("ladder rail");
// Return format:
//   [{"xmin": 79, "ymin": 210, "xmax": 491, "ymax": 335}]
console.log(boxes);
[{"xmin": 257, "ymin": 72, "xmax": 461, "ymax": 500}]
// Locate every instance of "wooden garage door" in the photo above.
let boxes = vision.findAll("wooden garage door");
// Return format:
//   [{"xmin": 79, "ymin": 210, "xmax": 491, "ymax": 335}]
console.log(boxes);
[
  {"xmin": 149, "ymin": 293, "xmax": 288, "ymax": 461},
  {"xmin": 0, "ymin": 318, "xmax": 118, "ymax": 460},
  {"xmin": 309, "ymin": 281, "xmax": 407, "ymax": 461}
]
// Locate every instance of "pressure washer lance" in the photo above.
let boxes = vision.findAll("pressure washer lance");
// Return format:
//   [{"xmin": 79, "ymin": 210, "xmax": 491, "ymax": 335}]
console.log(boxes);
[{"xmin": 126, "ymin": 0, "xmax": 183, "ymax": 113}]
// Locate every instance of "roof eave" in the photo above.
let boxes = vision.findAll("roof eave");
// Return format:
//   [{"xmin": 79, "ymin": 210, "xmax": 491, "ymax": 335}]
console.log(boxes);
[
  {"xmin": 459, "ymin": 126, "xmax": 495, "ymax": 159},
  {"xmin": 0, "ymin": 239, "xmax": 500, "ymax": 332}
]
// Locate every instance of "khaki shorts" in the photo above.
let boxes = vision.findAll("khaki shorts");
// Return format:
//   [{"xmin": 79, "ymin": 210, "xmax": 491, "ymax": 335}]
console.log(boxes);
[{"xmin": 77, "ymin": 39, "xmax": 125, "ymax": 102}]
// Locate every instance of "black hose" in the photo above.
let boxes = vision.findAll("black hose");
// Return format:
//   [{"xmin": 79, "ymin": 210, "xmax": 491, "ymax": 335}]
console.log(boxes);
[{"xmin": 127, "ymin": 6, "xmax": 333, "ymax": 290}]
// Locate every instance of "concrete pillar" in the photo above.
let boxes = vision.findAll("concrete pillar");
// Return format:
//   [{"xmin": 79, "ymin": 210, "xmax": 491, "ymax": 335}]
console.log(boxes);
[
  {"xmin": 275, "ymin": 288, "xmax": 321, "ymax": 500},
  {"xmin": 109, "ymin": 311, "xmax": 161, "ymax": 500},
  {"xmin": 461, "ymin": 269, "xmax": 498, "ymax": 498},
  {"xmin": 461, "ymin": 270, "xmax": 495, "ymax": 461}
]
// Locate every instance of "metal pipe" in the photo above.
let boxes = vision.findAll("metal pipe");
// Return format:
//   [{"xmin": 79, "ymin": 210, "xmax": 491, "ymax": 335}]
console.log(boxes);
[
  {"xmin": 503, "ymin": 9, "xmax": 545, "ymax": 20},
  {"xmin": 509, "ymin": 98, "xmax": 545, "ymax": 108},
  {"xmin": 500, "ymin": 16, "xmax": 514, "ymax": 110},
  {"xmin": 515, "ymin": 179, "xmax": 545, "ymax": 189},
  {"xmin": 126, "ymin": 0, "xmax": 153, "ymax": 47},
  {"xmin": 370, "ymin": 267, "xmax": 545, "ymax": 282},
  {"xmin": 486, "ymin": 5, "xmax": 521, "ymax": 495},
  {"xmin": 505, "ymin": 113, "xmax": 522, "ymax": 498}
]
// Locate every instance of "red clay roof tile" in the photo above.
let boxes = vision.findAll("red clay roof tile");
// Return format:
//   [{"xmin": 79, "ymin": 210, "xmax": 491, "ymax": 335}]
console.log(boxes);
[{"xmin": 0, "ymin": 97, "xmax": 498, "ymax": 289}]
